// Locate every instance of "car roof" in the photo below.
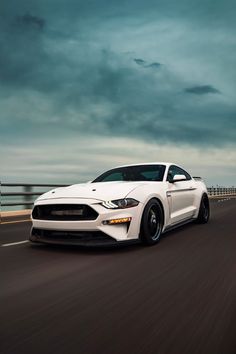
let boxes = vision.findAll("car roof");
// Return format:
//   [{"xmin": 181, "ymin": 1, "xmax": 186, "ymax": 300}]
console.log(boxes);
[{"xmin": 113, "ymin": 162, "xmax": 175, "ymax": 169}]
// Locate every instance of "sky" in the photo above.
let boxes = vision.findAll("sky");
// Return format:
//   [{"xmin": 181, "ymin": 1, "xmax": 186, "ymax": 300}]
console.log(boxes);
[{"xmin": 0, "ymin": 0, "xmax": 235, "ymax": 186}]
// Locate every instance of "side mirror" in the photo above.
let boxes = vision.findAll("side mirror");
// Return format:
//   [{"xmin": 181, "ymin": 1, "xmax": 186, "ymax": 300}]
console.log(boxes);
[{"xmin": 170, "ymin": 174, "xmax": 187, "ymax": 183}]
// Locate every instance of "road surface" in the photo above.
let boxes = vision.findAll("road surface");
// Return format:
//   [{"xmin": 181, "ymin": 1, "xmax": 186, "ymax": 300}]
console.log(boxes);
[{"xmin": 1, "ymin": 198, "xmax": 236, "ymax": 354}]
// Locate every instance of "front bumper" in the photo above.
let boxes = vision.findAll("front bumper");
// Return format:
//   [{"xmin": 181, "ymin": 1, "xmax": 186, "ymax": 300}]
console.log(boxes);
[{"xmin": 30, "ymin": 198, "xmax": 144, "ymax": 244}]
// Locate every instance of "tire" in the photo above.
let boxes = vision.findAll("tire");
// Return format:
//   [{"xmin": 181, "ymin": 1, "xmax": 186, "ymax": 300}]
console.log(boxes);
[
  {"xmin": 140, "ymin": 198, "xmax": 164, "ymax": 245},
  {"xmin": 197, "ymin": 194, "xmax": 210, "ymax": 224}
]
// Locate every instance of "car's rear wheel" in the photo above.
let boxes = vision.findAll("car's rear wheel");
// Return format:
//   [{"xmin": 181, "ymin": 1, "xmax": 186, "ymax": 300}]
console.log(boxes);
[
  {"xmin": 140, "ymin": 198, "xmax": 163, "ymax": 245},
  {"xmin": 197, "ymin": 194, "xmax": 210, "ymax": 223}
]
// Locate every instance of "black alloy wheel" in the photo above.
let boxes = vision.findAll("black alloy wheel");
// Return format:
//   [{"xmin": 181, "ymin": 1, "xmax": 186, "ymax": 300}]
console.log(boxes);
[
  {"xmin": 140, "ymin": 198, "xmax": 164, "ymax": 245},
  {"xmin": 197, "ymin": 194, "xmax": 210, "ymax": 224}
]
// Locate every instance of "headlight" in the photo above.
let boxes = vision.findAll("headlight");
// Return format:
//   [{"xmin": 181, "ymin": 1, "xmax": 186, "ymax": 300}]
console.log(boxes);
[{"xmin": 101, "ymin": 198, "xmax": 139, "ymax": 209}]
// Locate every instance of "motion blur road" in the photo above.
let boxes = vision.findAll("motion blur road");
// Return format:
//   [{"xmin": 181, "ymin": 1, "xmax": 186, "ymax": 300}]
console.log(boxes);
[{"xmin": 1, "ymin": 199, "xmax": 236, "ymax": 354}]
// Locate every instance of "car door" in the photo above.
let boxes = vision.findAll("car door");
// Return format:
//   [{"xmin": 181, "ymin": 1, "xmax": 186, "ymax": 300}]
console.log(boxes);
[{"xmin": 166, "ymin": 165, "xmax": 197, "ymax": 225}]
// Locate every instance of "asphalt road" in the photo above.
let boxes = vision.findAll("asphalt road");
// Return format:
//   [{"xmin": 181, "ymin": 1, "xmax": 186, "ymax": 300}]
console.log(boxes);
[{"xmin": 1, "ymin": 198, "xmax": 236, "ymax": 354}]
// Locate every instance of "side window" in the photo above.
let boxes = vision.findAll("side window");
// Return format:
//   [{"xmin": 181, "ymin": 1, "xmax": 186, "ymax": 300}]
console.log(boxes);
[
  {"xmin": 136, "ymin": 165, "xmax": 166, "ymax": 181},
  {"xmin": 167, "ymin": 165, "xmax": 191, "ymax": 182},
  {"xmin": 182, "ymin": 169, "xmax": 192, "ymax": 181}
]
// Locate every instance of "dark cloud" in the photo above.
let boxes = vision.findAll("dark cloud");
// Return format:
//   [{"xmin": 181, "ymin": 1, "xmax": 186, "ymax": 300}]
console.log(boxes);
[
  {"xmin": 16, "ymin": 13, "xmax": 45, "ymax": 30},
  {"xmin": 0, "ymin": 0, "xmax": 235, "ymax": 151},
  {"xmin": 134, "ymin": 58, "xmax": 146, "ymax": 66},
  {"xmin": 134, "ymin": 59, "xmax": 161, "ymax": 69},
  {"xmin": 147, "ymin": 62, "xmax": 162, "ymax": 69},
  {"xmin": 0, "ymin": 7, "xmax": 48, "ymax": 88},
  {"xmin": 185, "ymin": 85, "xmax": 221, "ymax": 95}
]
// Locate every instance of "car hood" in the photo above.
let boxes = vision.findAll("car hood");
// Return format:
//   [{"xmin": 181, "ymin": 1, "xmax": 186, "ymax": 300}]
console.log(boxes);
[{"xmin": 36, "ymin": 181, "xmax": 147, "ymax": 203}]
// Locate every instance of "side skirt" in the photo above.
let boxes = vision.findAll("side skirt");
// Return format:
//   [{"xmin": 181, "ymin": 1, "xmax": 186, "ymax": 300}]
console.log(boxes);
[{"xmin": 162, "ymin": 218, "xmax": 196, "ymax": 234}]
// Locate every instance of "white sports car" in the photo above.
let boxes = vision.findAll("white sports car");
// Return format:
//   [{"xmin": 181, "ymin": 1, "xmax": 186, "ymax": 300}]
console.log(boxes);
[{"xmin": 30, "ymin": 163, "xmax": 210, "ymax": 246}]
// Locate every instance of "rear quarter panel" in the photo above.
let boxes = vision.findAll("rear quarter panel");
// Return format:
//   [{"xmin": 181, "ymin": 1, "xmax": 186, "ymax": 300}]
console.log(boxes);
[{"xmin": 192, "ymin": 179, "xmax": 208, "ymax": 218}]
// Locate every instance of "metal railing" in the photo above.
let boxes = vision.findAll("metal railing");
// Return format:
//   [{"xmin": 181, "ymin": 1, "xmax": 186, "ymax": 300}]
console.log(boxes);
[
  {"xmin": 0, "ymin": 183, "xmax": 69, "ymax": 208},
  {"xmin": 207, "ymin": 187, "xmax": 236, "ymax": 196}
]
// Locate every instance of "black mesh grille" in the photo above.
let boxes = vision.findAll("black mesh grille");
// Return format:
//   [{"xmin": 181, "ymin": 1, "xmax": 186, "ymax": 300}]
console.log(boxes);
[
  {"xmin": 32, "ymin": 204, "xmax": 98, "ymax": 221},
  {"xmin": 31, "ymin": 228, "xmax": 116, "ymax": 245}
]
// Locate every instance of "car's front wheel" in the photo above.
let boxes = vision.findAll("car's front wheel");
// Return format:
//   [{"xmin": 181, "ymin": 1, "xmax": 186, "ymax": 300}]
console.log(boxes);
[
  {"xmin": 140, "ymin": 198, "xmax": 164, "ymax": 245},
  {"xmin": 197, "ymin": 194, "xmax": 210, "ymax": 223}
]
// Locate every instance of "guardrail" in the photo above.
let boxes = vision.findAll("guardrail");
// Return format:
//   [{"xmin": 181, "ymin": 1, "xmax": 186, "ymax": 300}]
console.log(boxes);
[
  {"xmin": 0, "ymin": 183, "xmax": 69, "ymax": 208},
  {"xmin": 0, "ymin": 183, "xmax": 235, "ymax": 210},
  {"xmin": 207, "ymin": 187, "xmax": 236, "ymax": 197}
]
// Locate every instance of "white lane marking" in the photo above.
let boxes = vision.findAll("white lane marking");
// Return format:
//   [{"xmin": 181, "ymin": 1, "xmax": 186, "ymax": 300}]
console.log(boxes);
[
  {"xmin": 0, "ymin": 219, "xmax": 31, "ymax": 225},
  {"xmin": 1, "ymin": 240, "xmax": 29, "ymax": 247}
]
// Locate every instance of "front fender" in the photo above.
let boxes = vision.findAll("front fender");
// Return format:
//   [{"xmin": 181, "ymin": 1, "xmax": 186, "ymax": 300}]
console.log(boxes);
[{"xmin": 127, "ymin": 183, "xmax": 169, "ymax": 228}]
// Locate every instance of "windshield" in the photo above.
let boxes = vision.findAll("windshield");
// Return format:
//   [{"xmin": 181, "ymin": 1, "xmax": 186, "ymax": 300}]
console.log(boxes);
[{"xmin": 93, "ymin": 165, "xmax": 166, "ymax": 183}]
